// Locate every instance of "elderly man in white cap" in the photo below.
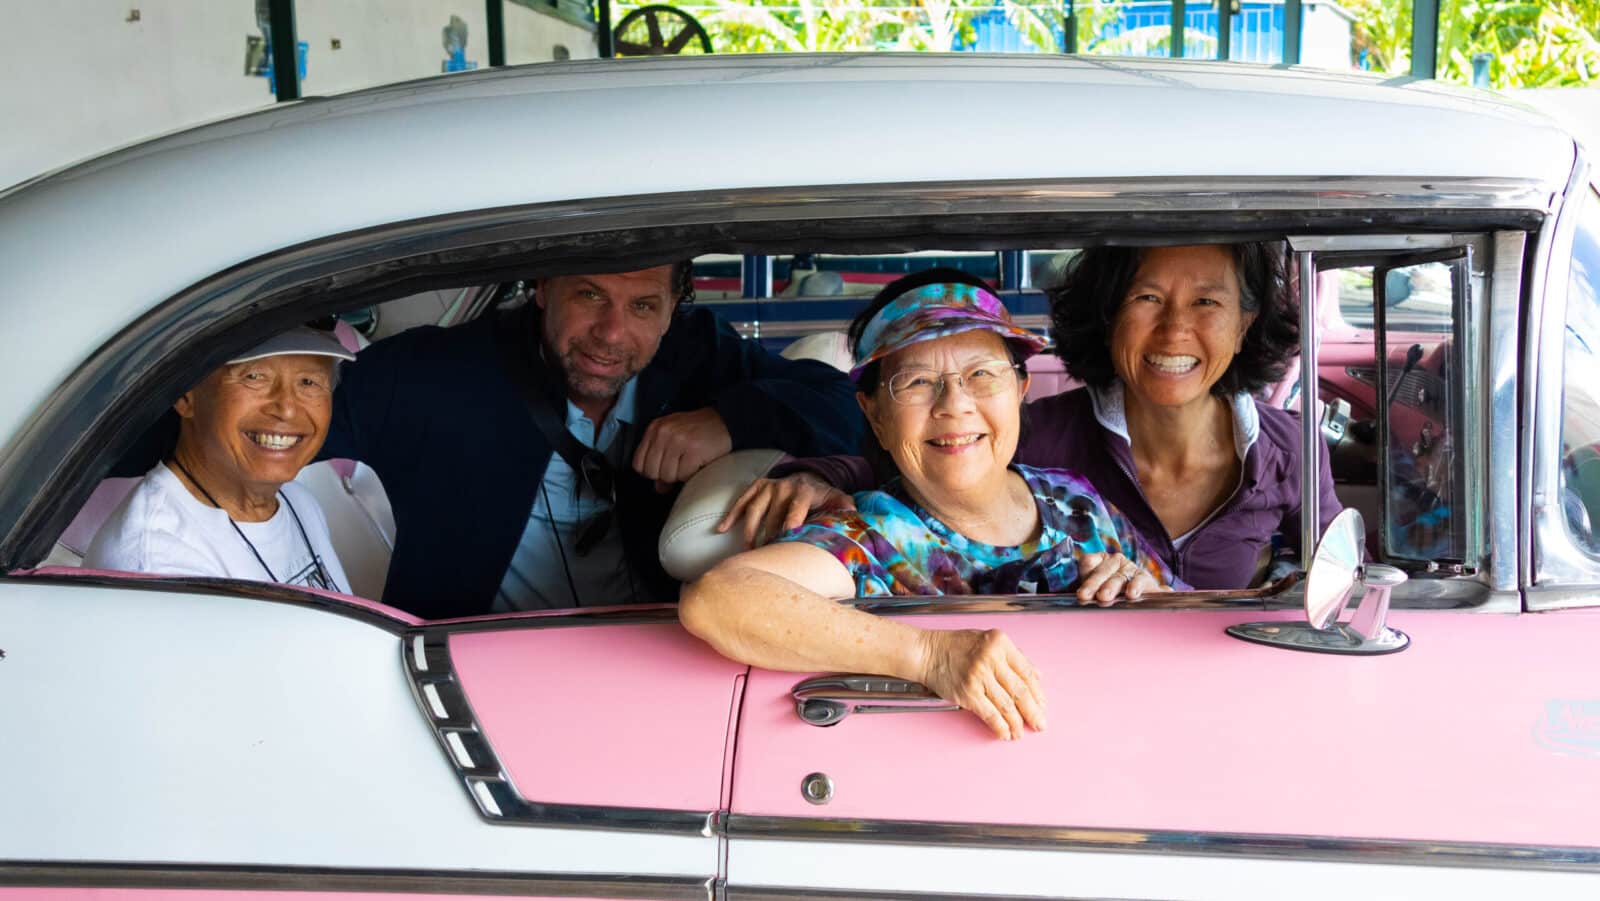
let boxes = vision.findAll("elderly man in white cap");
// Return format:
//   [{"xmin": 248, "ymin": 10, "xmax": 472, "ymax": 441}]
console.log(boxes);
[{"xmin": 87, "ymin": 322, "xmax": 356, "ymax": 591}]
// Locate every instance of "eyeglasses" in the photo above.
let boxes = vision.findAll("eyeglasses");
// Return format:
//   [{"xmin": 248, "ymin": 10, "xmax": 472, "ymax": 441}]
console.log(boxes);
[
  {"xmin": 883, "ymin": 360, "xmax": 1024, "ymax": 406},
  {"xmin": 573, "ymin": 450, "xmax": 617, "ymax": 557}
]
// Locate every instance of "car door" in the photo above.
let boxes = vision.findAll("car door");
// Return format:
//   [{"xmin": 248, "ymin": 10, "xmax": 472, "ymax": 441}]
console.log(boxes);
[
  {"xmin": 722, "ymin": 604, "xmax": 1600, "ymax": 900},
  {"xmin": 0, "ymin": 579, "xmax": 742, "ymax": 900}
]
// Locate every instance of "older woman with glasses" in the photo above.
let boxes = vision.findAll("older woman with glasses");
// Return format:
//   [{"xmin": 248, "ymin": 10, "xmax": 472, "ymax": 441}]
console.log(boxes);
[{"xmin": 679, "ymin": 270, "xmax": 1174, "ymax": 741}]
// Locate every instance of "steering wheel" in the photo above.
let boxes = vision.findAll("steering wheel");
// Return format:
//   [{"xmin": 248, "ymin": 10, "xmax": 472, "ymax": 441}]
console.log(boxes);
[{"xmin": 613, "ymin": 5, "xmax": 713, "ymax": 56}]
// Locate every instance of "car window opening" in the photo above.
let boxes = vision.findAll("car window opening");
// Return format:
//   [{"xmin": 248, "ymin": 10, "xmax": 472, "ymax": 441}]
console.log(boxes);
[{"xmin": 18, "ymin": 228, "xmax": 1511, "ymax": 619}]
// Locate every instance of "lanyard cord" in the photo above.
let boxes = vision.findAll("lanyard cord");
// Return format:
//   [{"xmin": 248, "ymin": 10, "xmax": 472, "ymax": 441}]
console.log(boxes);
[
  {"xmin": 169, "ymin": 457, "xmax": 339, "ymax": 592},
  {"xmin": 540, "ymin": 478, "xmax": 582, "ymax": 607}
]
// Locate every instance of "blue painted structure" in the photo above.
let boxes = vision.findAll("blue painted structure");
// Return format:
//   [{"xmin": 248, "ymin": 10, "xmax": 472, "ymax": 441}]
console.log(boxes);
[{"xmin": 965, "ymin": 1, "xmax": 1294, "ymax": 63}]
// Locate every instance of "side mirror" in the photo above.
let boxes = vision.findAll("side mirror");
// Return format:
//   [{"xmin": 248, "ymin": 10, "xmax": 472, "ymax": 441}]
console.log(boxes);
[{"xmin": 1225, "ymin": 508, "xmax": 1410, "ymax": 655}]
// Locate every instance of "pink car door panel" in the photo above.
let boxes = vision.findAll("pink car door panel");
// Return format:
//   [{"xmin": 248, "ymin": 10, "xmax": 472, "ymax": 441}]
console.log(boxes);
[
  {"xmin": 420, "ymin": 613, "xmax": 748, "ymax": 814},
  {"xmin": 730, "ymin": 608, "xmax": 1600, "ymax": 847}
]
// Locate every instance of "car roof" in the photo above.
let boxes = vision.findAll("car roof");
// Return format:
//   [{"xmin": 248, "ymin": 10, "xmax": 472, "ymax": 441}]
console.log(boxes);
[{"xmin": 0, "ymin": 53, "xmax": 1580, "ymax": 451}]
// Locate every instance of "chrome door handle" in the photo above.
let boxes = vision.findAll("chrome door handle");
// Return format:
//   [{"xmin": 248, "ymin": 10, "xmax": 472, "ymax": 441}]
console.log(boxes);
[{"xmin": 792, "ymin": 675, "xmax": 958, "ymax": 726}]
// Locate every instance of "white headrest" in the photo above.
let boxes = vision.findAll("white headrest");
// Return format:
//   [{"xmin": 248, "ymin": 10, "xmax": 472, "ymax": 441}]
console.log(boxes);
[
  {"xmin": 659, "ymin": 448, "xmax": 790, "ymax": 581},
  {"xmin": 780, "ymin": 331, "xmax": 852, "ymax": 372},
  {"xmin": 659, "ymin": 330, "xmax": 855, "ymax": 582}
]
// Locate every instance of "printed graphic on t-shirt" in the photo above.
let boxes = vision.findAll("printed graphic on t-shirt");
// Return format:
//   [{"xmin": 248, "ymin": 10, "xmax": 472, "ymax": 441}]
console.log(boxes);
[{"xmin": 286, "ymin": 557, "xmax": 338, "ymax": 591}]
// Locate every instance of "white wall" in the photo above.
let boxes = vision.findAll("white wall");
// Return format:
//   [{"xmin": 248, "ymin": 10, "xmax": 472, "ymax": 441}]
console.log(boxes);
[
  {"xmin": 296, "ymin": 0, "xmax": 488, "ymax": 96},
  {"xmin": 0, "ymin": 1, "xmax": 271, "ymax": 190},
  {"xmin": 2, "ymin": 0, "xmax": 596, "ymax": 191},
  {"xmin": 506, "ymin": 1, "xmax": 599, "ymax": 64},
  {"xmin": 1301, "ymin": 1, "xmax": 1356, "ymax": 71}
]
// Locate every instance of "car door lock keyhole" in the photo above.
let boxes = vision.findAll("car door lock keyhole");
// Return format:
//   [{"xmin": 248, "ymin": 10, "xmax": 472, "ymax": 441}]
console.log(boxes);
[{"xmin": 801, "ymin": 771, "xmax": 833, "ymax": 805}]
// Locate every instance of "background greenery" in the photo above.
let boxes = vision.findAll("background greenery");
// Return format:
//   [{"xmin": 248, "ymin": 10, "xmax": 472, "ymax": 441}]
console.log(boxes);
[
  {"xmin": 612, "ymin": 0, "xmax": 1600, "ymax": 86},
  {"xmin": 1349, "ymin": 0, "xmax": 1600, "ymax": 86}
]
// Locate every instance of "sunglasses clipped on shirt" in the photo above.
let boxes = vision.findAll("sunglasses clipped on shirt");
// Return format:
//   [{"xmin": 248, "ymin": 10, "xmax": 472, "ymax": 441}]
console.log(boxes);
[{"xmin": 573, "ymin": 449, "xmax": 617, "ymax": 557}]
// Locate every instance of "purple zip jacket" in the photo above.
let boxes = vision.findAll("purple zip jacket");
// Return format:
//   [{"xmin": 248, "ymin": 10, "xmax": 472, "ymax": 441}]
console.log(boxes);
[{"xmin": 776, "ymin": 387, "xmax": 1341, "ymax": 590}]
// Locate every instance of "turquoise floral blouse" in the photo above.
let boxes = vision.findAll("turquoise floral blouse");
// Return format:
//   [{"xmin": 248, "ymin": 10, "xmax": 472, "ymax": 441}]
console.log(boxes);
[{"xmin": 776, "ymin": 464, "xmax": 1178, "ymax": 597}]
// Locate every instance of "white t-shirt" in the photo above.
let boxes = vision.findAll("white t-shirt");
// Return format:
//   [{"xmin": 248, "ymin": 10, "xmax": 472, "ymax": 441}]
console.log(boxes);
[{"xmin": 85, "ymin": 462, "xmax": 351, "ymax": 593}]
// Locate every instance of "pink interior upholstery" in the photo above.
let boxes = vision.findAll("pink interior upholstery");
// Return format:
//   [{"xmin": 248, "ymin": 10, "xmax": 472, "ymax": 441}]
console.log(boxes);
[
  {"xmin": 1023, "ymin": 354, "xmax": 1080, "ymax": 401},
  {"xmin": 327, "ymin": 457, "xmax": 357, "ymax": 481},
  {"xmin": 57, "ymin": 477, "xmax": 139, "ymax": 555},
  {"xmin": 332, "ymin": 319, "xmax": 365, "ymax": 354}
]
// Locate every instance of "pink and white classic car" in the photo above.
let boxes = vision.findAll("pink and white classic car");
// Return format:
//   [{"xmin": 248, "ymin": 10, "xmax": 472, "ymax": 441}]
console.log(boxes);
[{"xmin": 2, "ymin": 54, "xmax": 1599, "ymax": 900}]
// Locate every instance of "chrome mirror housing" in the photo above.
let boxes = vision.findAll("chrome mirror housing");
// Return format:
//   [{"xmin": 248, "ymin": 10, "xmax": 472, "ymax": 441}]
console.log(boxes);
[{"xmin": 1226, "ymin": 509, "xmax": 1411, "ymax": 655}]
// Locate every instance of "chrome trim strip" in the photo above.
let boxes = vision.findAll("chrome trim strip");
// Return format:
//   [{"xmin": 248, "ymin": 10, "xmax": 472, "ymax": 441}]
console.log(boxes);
[
  {"xmin": 723, "ymin": 816, "xmax": 1600, "ymax": 873},
  {"xmin": 726, "ymin": 889, "xmax": 1103, "ymax": 901},
  {"xmin": 401, "ymin": 627, "xmax": 717, "ymax": 835},
  {"xmin": 0, "ymin": 862, "xmax": 713, "ymax": 899},
  {"xmin": 1487, "ymin": 230, "xmax": 1526, "ymax": 592},
  {"xmin": 0, "ymin": 175, "xmax": 1558, "ymax": 566},
  {"xmin": 0, "ymin": 570, "xmax": 412, "ymax": 632},
  {"xmin": 1457, "ymin": 239, "xmax": 1490, "ymax": 573},
  {"xmin": 1529, "ymin": 157, "xmax": 1600, "ymax": 604},
  {"xmin": 425, "ymin": 605, "xmax": 685, "ymax": 633},
  {"xmin": 1296, "ymin": 249, "xmax": 1319, "ymax": 572},
  {"xmin": 733, "ymin": 315, "xmax": 1052, "ymax": 341}
]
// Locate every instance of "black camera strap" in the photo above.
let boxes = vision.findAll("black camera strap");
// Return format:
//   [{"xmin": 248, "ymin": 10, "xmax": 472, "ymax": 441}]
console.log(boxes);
[{"xmin": 492, "ymin": 307, "xmax": 608, "ymax": 483}]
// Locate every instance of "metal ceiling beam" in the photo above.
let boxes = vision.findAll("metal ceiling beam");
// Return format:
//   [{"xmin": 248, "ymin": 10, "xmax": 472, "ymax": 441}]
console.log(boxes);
[
  {"xmin": 1217, "ymin": 0, "xmax": 1232, "ymax": 61},
  {"xmin": 1282, "ymin": 0, "xmax": 1302, "ymax": 65},
  {"xmin": 487, "ymin": 0, "xmax": 506, "ymax": 67},
  {"xmin": 597, "ymin": 0, "xmax": 614, "ymax": 57},
  {"xmin": 267, "ymin": 0, "xmax": 299, "ymax": 101},
  {"xmin": 1171, "ymin": 0, "xmax": 1186, "ymax": 58},
  {"xmin": 1412, "ymin": 0, "xmax": 1440, "ymax": 78},
  {"xmin": 1064, "ymin": 0, "xmax": 1077, "ymax": 54}
]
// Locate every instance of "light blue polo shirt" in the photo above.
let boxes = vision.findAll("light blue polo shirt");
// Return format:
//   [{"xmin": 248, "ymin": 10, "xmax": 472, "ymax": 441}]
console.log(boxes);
[{"xmin": 494, "ymin": 378, "xmax": 643, "ymax": 611}]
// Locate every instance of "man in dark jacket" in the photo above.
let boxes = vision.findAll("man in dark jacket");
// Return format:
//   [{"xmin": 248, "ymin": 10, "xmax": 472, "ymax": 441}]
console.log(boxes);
[{"xmin": 318, "ymin": 263, "xmax": 862, "ymax": 618}]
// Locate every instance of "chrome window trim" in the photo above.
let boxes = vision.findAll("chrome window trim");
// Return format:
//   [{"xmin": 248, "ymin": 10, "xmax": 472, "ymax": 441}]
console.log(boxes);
[
  {"xmin": 401, "ymin": 627, "xmax": 718, "ymax": 836},
  {"xmin": 1486, "ymin": 230, "xmax": 1528, "ymax": 593},
  {"xmin": 0, "ymin": 176, "xmax": 1558, "ymax": 566},
  {"xmin": 1288, "ymin": 233, "xmax": 1506, "ymax": 589},
  {"xmin": 0, "ymin": 862, "xmax": 713, "ymax": 900},
  {"xmin": 722, "ymin": 816, "xmax": 1600, "ymax": 874},
  {"xmin": 1296, "ymin": 248, "xmax": 1319, "ymax": 572},
  {"xmin": 1529, "ymin": 158, "xmax": 1600, "ymax": 606}
]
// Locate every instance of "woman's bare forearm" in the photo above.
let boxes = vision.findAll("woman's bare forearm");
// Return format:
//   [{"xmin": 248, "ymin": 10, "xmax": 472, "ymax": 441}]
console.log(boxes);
[{"xmin": 679, "ymin": 552, "xmax": 928, "ymax": 680}]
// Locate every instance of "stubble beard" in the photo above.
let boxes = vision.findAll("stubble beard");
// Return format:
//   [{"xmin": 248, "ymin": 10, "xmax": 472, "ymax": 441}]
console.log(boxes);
[{"xmin": 549, "ymin": 336, "xmax": 637, "ymax": 404}]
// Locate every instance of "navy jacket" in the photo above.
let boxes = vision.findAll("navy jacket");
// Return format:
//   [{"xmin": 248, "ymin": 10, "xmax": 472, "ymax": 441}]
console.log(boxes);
[
  {"xmin": 320, "ymin": 304, "xmax": 863, "ymax": 618},
  {"xmin": 780, "ymin": 387, "xmax": 1339, "ymax": 590}
]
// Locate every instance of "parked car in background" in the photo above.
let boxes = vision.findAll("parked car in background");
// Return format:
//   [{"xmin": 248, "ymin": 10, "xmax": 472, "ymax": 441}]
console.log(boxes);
[{"xmin": 2, "ymin": 54, "xmax": 1598, "ymax": 900}]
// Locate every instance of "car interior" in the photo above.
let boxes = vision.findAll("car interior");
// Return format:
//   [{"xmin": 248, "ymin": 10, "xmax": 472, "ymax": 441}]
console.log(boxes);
[{"xmin": 33, "ymin": 242, "xmax": 1473, "ymax": 610}]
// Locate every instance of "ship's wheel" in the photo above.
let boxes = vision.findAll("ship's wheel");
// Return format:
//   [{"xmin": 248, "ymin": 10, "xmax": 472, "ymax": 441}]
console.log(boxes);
[{"xmin": 613, "ymin": 5, "xmax": 712, "ymax": 56}]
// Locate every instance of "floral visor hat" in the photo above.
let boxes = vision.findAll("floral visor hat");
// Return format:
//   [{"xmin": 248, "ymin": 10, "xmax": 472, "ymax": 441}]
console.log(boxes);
[{"xmin": 850, "ymin": 281, "xmax": 1048, "ymax": 381}]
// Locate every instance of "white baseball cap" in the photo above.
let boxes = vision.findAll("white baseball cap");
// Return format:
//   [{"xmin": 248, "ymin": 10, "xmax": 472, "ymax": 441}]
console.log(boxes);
[{"xmin": 228, "ymin": 325, "xmax": 356, "ymax": 365}]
